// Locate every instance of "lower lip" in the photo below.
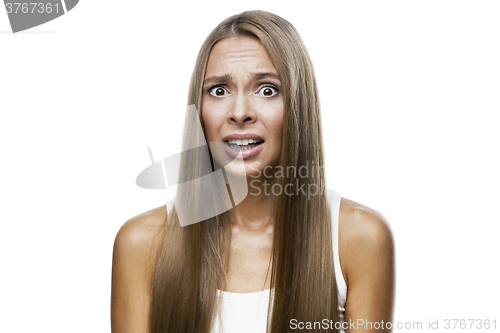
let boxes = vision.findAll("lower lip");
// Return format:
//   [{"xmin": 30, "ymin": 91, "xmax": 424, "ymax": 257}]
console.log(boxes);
[{"xmin": 223, "ymin": 141, "xmax": 265, "ymax": 159}]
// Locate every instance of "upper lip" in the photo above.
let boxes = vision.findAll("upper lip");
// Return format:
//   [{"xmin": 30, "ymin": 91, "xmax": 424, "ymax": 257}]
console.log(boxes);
[{"xmin": 222, "ymin": 132, "xmax": 264, "ymax": 142}]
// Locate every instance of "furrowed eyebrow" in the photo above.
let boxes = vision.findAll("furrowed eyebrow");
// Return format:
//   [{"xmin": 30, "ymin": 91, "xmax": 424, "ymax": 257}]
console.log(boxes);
[
  {"xmin": 203, "ymin": 74, "xmax": 232, "ymax": 86},
  {"xmin": 203, "ymin": 72, "xmax": 281, "ymax": 86},
  {"xmin": 250, "ymin": 72, "xmax": 281, "ymax": 81}
]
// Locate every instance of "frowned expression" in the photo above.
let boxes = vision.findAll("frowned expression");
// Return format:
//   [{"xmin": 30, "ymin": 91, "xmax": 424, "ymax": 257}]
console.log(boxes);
[{"xmin": 201, "ymin": 36, "xmax": 284, "ymax": 178}]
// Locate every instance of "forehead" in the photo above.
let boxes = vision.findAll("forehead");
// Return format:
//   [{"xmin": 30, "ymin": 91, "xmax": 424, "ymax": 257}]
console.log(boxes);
[{"xmin": 205, "ymin": 36, "xmax": 277, "ymax": 76}]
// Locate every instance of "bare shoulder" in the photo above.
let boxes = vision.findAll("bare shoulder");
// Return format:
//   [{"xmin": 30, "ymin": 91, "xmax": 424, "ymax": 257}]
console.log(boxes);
[
  {"xmin": 111, "ymin": 204, "xmax": 167, "ymax": 333},
  {"xmin": 112, "ymin": 204, "xmax": 168, "ymax": 286},
  {"xmin": 338, "ymin": 198, "xmax": 395, "ymax": 287},
  {"xmin": 339, "ymin": 198, "xmax": 393, "ymax": 246},
  {"xmin": 115, "ymin": 204, "xmax": 167, "ymax": 248}
]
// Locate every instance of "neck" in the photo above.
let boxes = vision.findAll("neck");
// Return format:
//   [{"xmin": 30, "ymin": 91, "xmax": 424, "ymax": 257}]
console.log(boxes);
[{"xmin": 226, "ymin": 179, "xmax": 277, "ymax": 232}]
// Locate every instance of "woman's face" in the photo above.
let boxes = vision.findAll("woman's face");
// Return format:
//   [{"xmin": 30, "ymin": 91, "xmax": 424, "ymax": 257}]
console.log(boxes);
[{"xmin": 201, "ymin": 36, "xmax": 284, "ymax": 178}]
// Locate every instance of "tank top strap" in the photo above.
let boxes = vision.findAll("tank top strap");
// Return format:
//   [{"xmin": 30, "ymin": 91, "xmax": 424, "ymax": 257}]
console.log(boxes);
[{"xmin": 327, "ymin": 189, "xmax": 348, "ymax": 307}]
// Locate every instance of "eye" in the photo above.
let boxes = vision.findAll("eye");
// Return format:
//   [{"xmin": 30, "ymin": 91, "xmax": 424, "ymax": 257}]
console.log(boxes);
[
  {"xmin": 209, "ymin": 86, "xmax": 229, "ymax": 97},
  {"xmin": 257, "ymin": 86, "xmax": 279, "ymax": 97}
]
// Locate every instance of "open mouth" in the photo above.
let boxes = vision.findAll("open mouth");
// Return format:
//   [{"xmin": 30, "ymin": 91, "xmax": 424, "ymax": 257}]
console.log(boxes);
[{"xmin": 224, "ymin": 138, "xmax": 265, "ymax": 151}]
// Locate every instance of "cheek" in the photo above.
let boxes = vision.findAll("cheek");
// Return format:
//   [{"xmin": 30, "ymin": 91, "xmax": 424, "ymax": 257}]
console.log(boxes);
[
  {"xmin": 276, "ymin": 110, "xmax": 285, "ymax": 131},
  {"xmin": 201, "ymin": 107, "xmax": 220, "ymax": 140},
  {"xmin": 258, "ymin": 98, "xmax": 284, "ymax": 132},
  {"xmin": 268, "ymin": 107, "xmax": 284, "ymax": 141}
]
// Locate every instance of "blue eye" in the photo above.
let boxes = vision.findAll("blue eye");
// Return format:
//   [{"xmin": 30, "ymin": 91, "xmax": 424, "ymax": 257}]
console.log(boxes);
[
  {"xmin": 258, "ymin": 86, "xmax": 278, "ymax": 97},
  {"xmin": 209, "ymin": 86, "xmax": 229, "ymax": 97}
]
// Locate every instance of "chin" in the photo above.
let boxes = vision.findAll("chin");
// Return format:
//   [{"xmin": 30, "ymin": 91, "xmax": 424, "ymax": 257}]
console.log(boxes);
[{"xmin": 219, "ymin": 163, "xmax": 254, "ymax": 177}]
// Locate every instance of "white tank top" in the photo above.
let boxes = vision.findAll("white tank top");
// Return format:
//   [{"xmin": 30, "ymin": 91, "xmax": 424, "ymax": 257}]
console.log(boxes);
[{"xmin": 166, "ymin": 189, "xmax": 347, "ymax": 332}]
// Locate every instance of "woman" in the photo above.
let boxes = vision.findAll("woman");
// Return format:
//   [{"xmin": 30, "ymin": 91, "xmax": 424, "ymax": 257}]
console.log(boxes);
[{"xmin": 111, "ymin": 10, "xmax": 395, "ymax": 333}]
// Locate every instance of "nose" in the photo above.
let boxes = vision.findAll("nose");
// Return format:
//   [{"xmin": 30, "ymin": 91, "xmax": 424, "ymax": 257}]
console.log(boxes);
[{"xmin": 227, "ymin": 92, "xmax": 257, "ymax": 126}]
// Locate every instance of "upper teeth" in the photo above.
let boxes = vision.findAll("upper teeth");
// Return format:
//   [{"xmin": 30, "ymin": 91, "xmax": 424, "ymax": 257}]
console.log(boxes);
[{"xmin": 227, "ymin": 139, "xmax": 259, "ymax": 146}]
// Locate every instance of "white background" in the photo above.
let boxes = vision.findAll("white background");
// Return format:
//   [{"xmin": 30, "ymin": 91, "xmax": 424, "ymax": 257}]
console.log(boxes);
[{"xmin": 1, "ymin": 1, "xmax": 499, "ymax": 332}]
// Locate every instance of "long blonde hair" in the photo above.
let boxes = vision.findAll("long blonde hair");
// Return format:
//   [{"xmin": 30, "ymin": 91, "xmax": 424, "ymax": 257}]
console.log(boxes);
[{"xmin": 149, "ymin": 10, "xmax": 338, "ymax": 332}]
